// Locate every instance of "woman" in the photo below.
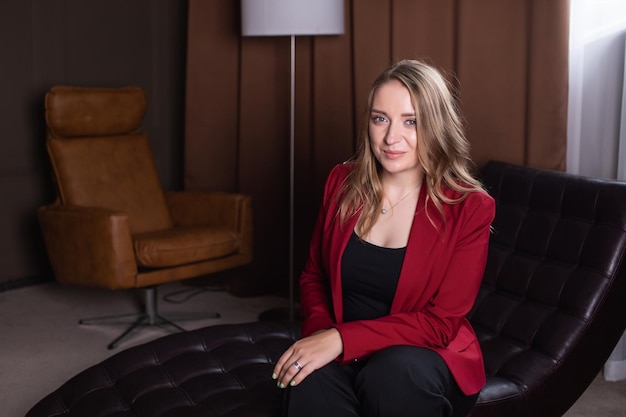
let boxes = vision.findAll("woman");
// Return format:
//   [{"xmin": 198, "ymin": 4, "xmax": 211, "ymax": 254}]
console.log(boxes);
[{"xmin": 273, "ymin": 59, "xmax": 495, "ymax": 417}]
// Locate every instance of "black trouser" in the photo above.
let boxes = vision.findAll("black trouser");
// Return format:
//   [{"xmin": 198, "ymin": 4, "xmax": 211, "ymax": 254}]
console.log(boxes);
[{"xmin": 283, "ymin": 346, "xmax": 478, "ymax": 417}]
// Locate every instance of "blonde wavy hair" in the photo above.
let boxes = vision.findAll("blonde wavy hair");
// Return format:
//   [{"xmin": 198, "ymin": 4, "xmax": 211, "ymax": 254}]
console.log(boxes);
[{"xmin": 338, "ymin": 59, "xmax": 485, "ymax": 235}]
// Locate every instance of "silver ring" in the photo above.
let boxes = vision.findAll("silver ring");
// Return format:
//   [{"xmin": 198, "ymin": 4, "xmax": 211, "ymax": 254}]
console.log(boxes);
[{"xmin": 293, "ymin": 361, "xmax": 303, "ymax": 371}]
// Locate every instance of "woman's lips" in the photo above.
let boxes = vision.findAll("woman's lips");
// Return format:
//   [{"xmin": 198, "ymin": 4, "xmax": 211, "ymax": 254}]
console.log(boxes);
[{"xmin": 383, "ymin": 150, "xmax": 404, "ymax": 159}]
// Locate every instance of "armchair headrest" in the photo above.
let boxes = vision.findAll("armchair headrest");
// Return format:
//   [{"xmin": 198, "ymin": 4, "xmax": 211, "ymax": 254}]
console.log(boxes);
[{"xmin": 45, "ymin": 86, "xmax": 147, "ymax": 138}]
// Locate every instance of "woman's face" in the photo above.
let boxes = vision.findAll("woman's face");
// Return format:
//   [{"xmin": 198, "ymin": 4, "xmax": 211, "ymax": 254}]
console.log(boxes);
[{"xmin": 369, "ymin": 79, "xmax": 421, "ymax": 178}]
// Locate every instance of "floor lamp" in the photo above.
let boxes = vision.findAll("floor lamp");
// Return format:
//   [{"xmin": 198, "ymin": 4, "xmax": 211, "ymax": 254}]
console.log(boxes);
[{"xmin": 241, "ymin": 0, "xmax": 344, "ymax": 321}]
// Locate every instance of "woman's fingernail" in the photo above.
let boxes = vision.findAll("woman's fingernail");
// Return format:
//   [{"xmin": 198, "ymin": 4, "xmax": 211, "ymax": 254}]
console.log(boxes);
[
  {"xmin": 289, "ymin": 380, "xmax": 296, "ymax": 386},
  {"xmin": 279, "ymin": 382, "xmax": 286, "ymax": 389},
  {"xmin": 271, "ymin": 373, "xmax": 277, "ymax": 380}
]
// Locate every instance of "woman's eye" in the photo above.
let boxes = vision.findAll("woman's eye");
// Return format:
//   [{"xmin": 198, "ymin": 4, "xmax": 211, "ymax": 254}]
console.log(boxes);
[
  {"xmin": 371, "ymin": 116, "xmax": 387, "ymax": 124},
  {"xmin": 406, "ymin": 119, "xmax": 417, "ymax": 126}
]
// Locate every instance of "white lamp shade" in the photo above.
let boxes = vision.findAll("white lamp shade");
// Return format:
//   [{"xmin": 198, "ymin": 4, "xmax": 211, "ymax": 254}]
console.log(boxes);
[{"xmin": 241, "ymin": 0, "xmax": 344, "ymax": 36}]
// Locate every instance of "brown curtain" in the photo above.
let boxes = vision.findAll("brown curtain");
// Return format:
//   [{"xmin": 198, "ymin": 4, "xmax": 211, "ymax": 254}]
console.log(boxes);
[{"xmin": 185, "ymin": 0, "xmax": 569, "ymax": 293}]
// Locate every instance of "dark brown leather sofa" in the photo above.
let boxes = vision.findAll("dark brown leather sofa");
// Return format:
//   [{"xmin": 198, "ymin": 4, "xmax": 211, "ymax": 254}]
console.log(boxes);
[{"xmin": 26, "ymin": 161, "xmax": 626, "ymax": 417}]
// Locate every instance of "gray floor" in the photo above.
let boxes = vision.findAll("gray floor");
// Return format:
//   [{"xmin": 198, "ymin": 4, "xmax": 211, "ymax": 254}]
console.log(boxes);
[{"xmin": 0, "ymin": 281, "xmax": 624, "ymax": 417}]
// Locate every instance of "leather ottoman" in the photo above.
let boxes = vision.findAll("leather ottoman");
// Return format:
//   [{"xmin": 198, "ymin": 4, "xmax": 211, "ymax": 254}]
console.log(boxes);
[{"xmin": 26, "ymin": 321, "xmax": 300, "ymax": 417}]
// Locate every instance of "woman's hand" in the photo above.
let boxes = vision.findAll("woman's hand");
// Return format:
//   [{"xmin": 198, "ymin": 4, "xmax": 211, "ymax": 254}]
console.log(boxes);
[{"xmin": 272, "ymin": 328, "xmax": 343, "ymax": 388}]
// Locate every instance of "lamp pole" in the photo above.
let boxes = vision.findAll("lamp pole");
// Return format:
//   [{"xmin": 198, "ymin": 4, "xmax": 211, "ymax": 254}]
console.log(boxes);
[{"xmin": 241, "ymin": 0, "xmax": 344, "ymax": 321}]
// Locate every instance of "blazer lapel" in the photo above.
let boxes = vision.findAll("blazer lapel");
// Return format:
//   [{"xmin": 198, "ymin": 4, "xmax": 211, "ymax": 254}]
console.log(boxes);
[
  {"xmin": 391, "ymin": 184, "xmax": 445, "ymax": 313},
  {"xmin": 328, "ymin": 209, "xmax": 359, "ymax": 324}
]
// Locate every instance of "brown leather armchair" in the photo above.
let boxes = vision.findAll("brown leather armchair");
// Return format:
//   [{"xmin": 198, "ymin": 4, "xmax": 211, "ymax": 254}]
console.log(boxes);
[{"xmin": 38, "ymin": 86, "xmax": 253, "ymax": 349}]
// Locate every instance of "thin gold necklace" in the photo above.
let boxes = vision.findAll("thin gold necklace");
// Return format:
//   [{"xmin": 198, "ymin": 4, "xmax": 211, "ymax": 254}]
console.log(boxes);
[{"xmin": 381, "ymin": 186, "xmax": 419, "ymax": 215}]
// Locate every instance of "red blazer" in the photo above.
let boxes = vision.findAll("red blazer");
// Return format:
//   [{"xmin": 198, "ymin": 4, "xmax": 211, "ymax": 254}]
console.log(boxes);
[{"xmin": 299, "ymin": 163, "xmax": 496, "ymax": 395}]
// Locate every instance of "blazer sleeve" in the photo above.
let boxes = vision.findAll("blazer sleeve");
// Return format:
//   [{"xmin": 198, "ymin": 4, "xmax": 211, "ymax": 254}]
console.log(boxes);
[
  {"xmin": 298, "ymin": 165, "xmax": 346, "ymax": 337},
  {"xmin": 335, "ymin": 191, "xmax": 495, "ymax": 363}
]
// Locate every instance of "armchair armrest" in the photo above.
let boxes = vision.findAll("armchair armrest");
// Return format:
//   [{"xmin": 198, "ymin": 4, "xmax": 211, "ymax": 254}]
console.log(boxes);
[
  {"xmin": 38, "ymin": 204, "xmax": 138, "ymax": 290},
  {"xmin": 165, "ymin": 191, "xmax": 253, "ymax": 259}
]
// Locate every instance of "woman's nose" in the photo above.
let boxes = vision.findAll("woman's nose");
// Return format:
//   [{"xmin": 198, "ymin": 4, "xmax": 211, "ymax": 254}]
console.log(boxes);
[{"xmin": 384, "ymin": 122, "xmax": 402, "ymax": 144}]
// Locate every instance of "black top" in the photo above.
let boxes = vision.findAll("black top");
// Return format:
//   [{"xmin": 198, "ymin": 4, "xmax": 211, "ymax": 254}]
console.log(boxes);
[{"xmin": 341, "ymin": 231, "xmax": 406, "ymax": 322}]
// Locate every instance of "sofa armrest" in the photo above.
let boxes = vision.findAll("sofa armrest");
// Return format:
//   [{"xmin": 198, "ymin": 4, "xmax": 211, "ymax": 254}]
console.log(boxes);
[
  {"xmin": 38, "ymin": 204, "xmax": 138, "ymax": 290},
  {"xmin": 165, "ymin": 191, "xmax": 253, "ymax": 258}
]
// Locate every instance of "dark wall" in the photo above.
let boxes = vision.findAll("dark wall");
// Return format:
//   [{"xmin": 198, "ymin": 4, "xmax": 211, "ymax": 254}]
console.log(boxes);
[
  {"xmin": 0, "ymin": 0, "xmax": 188, "ymax": 286},
  {"xmin": 185, "ymin": 0, "xmax": 570, "ymax": 295}
]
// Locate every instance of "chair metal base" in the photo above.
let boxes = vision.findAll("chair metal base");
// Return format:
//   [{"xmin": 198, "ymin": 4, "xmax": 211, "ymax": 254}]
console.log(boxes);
[{"xmin": 79, "ymin": 286, "xmax": 220, "ymax": 349}]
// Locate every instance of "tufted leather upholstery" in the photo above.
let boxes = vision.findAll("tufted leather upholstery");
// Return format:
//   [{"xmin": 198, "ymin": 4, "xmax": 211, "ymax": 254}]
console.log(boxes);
[
  {"xmin": 26, "ymin": 161, "xmax": 626, "ymax": 417},
  {"xmin": 468, "ymin": 161, "xmax": 626, "ymax": 417},
  {"xmin": 26, "ymin": 322, "xmax": 300, "ymax": 417}
]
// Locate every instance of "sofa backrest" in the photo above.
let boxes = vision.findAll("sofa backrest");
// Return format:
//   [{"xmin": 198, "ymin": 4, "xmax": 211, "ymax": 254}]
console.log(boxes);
[{"xmin": 468, "ymin": 160, "xmax": 626, "ymax": 417}]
